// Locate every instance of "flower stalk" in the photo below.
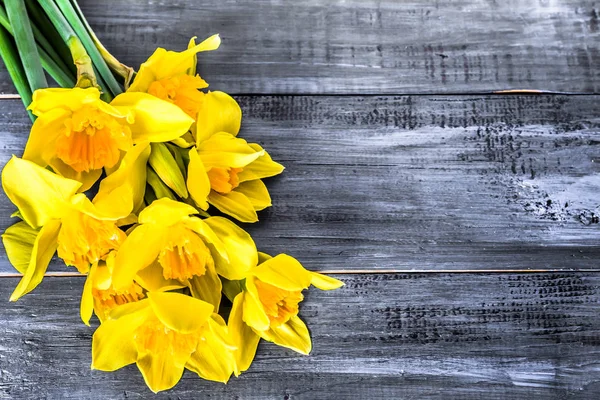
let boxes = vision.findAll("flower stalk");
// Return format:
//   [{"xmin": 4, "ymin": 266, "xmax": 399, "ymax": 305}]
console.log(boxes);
[
  {"xmin": 69, "ymin": 0, "xmax": 135, "ymax": 88},
  {"xmin": 53, "ymin": 0, "xmax": 123, "ymax": 95},
  {"xmin": 4, "ymin": 0, "xmax": 47, "ymax": 92},
  {"xmin": 0, "ymin": 24, "xmax": 33, "ymax": 120},
  {"xmin": 0, "ymin": 4, "xmax": 75, "ymax": 88}
]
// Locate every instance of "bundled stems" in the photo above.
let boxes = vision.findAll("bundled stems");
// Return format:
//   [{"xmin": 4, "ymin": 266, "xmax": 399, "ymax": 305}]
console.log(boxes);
[
  {"xmin": 0, "ymin": 4, "xmax": 75, "ymax": 88},
  {"xmin": 53, "ymin": 0, "xmax": 123, "ymax": 96},
  {"xmin": 25, "ymin": 0, "xmax": 76, "ymax": 77},
  {"xmin": 0, "ymin": 25, "xmax": 33, "ymax": 121},
  {"xmin": 35, "ymin": 0, "xmax": 108, "ymax": 95},
  {"xmin": 69, "ymin": 0, "xmax": 135, "ymax": 88},
  {"xmin": 4, "ymin": 0, "xmax": 47, "ymax": 92}
]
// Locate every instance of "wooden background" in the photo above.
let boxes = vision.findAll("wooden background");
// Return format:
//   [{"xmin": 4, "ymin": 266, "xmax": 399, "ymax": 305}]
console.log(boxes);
[{"xmin": 1, "ymin": 0, "xmax": 599, "ymax": 398}]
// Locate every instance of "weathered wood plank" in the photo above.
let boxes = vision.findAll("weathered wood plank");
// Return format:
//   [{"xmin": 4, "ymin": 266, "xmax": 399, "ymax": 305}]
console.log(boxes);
[
  {"xmin": 1, "ymin": 0, "xmax": 599, "ymax": 94},
  {"xmin": 0, "ymin": 95, "xmax": 598, "ymax": 273},
  {"xmin": 0, "ymin": 273, "xmax": 599, "ymax": 399}
]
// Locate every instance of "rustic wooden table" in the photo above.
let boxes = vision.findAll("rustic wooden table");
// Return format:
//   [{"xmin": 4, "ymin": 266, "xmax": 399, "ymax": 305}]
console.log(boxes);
[{"xmin": 1, "ymin": 1, "xmax": 599, "ymax": 399}]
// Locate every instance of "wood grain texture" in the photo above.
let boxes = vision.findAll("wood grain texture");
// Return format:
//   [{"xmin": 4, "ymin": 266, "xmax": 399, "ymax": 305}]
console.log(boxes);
[
  {"xmin": 0, "ymin": 0, "xmax": 599, "ymax": 94},
  {"xmin": 0, "ymin": 273, "xmax": 599, "ymax": 399},
  {"xmin": 0, "ymin": 95, "xmax": 598, "ymax": 273}
]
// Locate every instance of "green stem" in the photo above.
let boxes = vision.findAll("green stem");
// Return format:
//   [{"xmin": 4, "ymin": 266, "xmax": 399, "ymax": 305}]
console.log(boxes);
[
  {"xmin": 5, "ymin": 0, "xmax": 47, "ymax": 92},
  {"xmin": 25, "ymin": 0, "xmax": 75, "ymax": 76},
  {"xmin": 53, "ymin": 0, "xmax": 122, "ymax": 95},
  {"xmin": 35, "ymin": 0, "xmax": 108, "ymax": 93},
  {"xmin": 70, "ymin": 0, "xmax": 134, "ymax": 88},
  {"xmin": 0, "ymin": 5, "xmax": 74, "ymax": 87},
  {"xmin": 0, "ymin": 25, "xmax": 34, "ymax": 121}
]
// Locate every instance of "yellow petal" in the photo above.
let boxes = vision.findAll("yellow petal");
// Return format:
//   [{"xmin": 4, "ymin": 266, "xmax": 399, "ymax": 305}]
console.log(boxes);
[
  {"xmin": 148, "ymin": 291, "xmax": 213, "ymax": 334},
  {"xmin": 186, "ymin": 262, "xmax": 222, "ymax": 311},
  {"xmin": 252, "ymin": 254, "xmax": 312, "ymax": 292},
  {"xmin": 259, "ymin": 315, "xmax": 312, "ymax": 355},
  {"xmin": 112, "ymin": 224, "xmax": 163, "ymax": 290},
  {"xmin": 186, "ymin": 323, "xmax": 236, "ymax": 383},
  {"xmin": 238, "ymin": 144, "xmax": 285, "ymax": 182},
  {"xmin": 80, "ymin": 264, "xmax": 97, "ymax": 326},
  {"xmin": 2, "ymin": 156, "xmax": 81, "ymax": 228},
  {"xmin": 229, "ymin": 292, "xmax": 261, "ymax": 376},
  {"xmin": 128, "ymin": 35, "xmax": 221, "ymax": 93},
  {"xmin": 69, "ymin": 193, "xmax": 125, "ymax": 221},
  {"xmin": 28, "ymin": 87, "xmax": 101, "ymax": 115},
  {"xmin": 208, "ymin": 190, "xmax": 258, "ymax": 223},
  {"xmin": 48, "ymin": 158, "xmax": 103, "ymax": 192},
  {"xmin": 2, "ymin": 221, "xmax": 39, "ymax": 274},
  {"xmin": 91, "ymin": 305, "xmax": 150, "ymax": 371},
  {"xmin": 310, "ymin": 272, "xmax": 345, "ymax": 290},
  {"xmin": 136, "ymin": 347, "xmax": 187, "ymax": 393},
  {"xmin": 198, "ymin": 132, "xmax": 262, "ymax": 169},
  {"xmin": 171, "ymin": 133, "xmax": 195, "ymax": 148},
  {"xmin": 95, "ymin": 259, "xmax": 113, "ymax": 290},
  {"xmin": 9, "ymin": 219, "xmax": 61, "ymax": 301},
  {"xmin": 22, "ymin": 108, "xmax": 69, "ymax": 166},
  {"xmin": 183, "ymin": 216, "xmax": 227, "ymax": 260},
  {"xmin": 138, "ymin": 197, "xmax": 198, "ymax": 226},
  {"xmin": 107, "ymin": 298, "xmax": 150, "ymax": 320},
  {"xmin": 94, "ymin": 142, "xmax": 151, "ymax": 215},
  {"xmin": 186, "ymin": 148, "xmax": 210, "ymax": 210},
  {"xmin": 186, "ymin": 36, "xmax": 199, "ymax": 76},
  {"xmin": 235, "ymin": 180, "xmax": 272, "ymax": 211},
  {"xmin": 135, "ymin": 261, "xmax": 185, "ymax": 292},
  {"xmin": 203, "ymin": 216, "xmax": 257, "ymax": 280},
  {"xmin": 111, "ymin": 92, "xmax": 194, "ymax": 143},
  {"xmin": 258, "ymin": 252, "xmax": 272, "ymax": 263},
  {"xmin": 196, "ymin": 91, "xmax": 242, "ymax": 144},
  {"xmin": 242, "ymin": 278, "xmax": 270, "ymax": 332}
]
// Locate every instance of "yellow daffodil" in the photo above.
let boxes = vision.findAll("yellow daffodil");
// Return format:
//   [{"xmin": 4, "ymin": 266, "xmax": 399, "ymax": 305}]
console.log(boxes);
[
  {"xmin": 92, "ymin": 291, "xmax": 235, "ymax": 393},
  {"xmin": 80, "ymin": 249, "xmax": 187, "ymax": 326},
  {"xmin": 185, "ymin": 92, "xmax": 284, "ymax": 223},
  {"xmin": 80, "ymin": 251, "xmax": 145, "ymax": 326},
  {"xmin": 112, "ymin": 198, "xmax": 256, "ymax": 310},
  {"xmin": 23, "ymin": 86, "xmax": 193, "ymax": 191},
  {"xmin": 127, "ymin": 35, "xmax": 221, "ymax": 119},
  {"xmin": 226, "ymin": 253, "xmax": 344, "ymax": 375},
  {"xmin": 1, "ymin": 143, "xmax": 149, "ymax": 300}
]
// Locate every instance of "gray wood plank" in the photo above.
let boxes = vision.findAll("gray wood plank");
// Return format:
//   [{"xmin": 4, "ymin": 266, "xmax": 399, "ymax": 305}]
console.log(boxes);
[
  {"xmin": 1, "ymin": 0, "xmax": 599, "ymax": 94},
  {"xmin": 0, "ymin": 273, "xmax": 600, "ymax": 399},
  {"xmin": 0, "ymin": 95, "xmax": 599, "ymax": 273}
]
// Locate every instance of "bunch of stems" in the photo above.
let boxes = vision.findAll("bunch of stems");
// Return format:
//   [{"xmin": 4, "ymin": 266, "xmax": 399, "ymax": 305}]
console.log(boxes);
[{"xmin": 0, "ymin": 0, "xmax": 133, "ymax": 120}]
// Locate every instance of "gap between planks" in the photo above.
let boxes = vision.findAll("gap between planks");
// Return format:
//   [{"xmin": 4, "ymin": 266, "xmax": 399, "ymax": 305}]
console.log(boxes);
[{"xmin": 2, "ymin": 269, "xmax": 600, "ymax": 279}]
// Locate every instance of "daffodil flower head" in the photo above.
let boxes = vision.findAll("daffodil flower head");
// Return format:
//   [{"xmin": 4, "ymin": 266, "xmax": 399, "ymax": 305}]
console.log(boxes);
[
  {"xmin": 171, "ymin": 88, "xmax": 284, "ymax": 223},
  {"xmin": 1, "ymin": 145, "xmax": 150, "ymax": 301},
  {"xmin": 127, "ymin": 35, "xmax": 221, "ymax": 119},
  {"xmin": 112, "ymin": 197, "xmax": 257, "ymax": 310},
  {"xmin": 24, "ymin": 87, "xmax": 194, "ymax": 190},
  {"xmin": 91, "ymin": 291, "xmax": 235, "ymax": 393},
  {"xmin": 227, "ymin": 253, "xmax": 344, "ymax": 375},
  {"xmin": 80, "ymin": 251, "xmax": 146, "ymax": 326}
]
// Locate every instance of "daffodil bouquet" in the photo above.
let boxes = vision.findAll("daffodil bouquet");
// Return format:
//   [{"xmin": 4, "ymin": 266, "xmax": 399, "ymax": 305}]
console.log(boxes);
[{"xmin": 0, "ymin": 0, "xmax": 342, "ymax": 393}]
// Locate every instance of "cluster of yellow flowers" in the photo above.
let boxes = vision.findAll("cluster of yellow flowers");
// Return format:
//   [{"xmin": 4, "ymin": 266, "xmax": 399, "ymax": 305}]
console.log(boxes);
[{"xmin": 1, "ymin": 35, "xmax": 342, "ymax": 393}]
